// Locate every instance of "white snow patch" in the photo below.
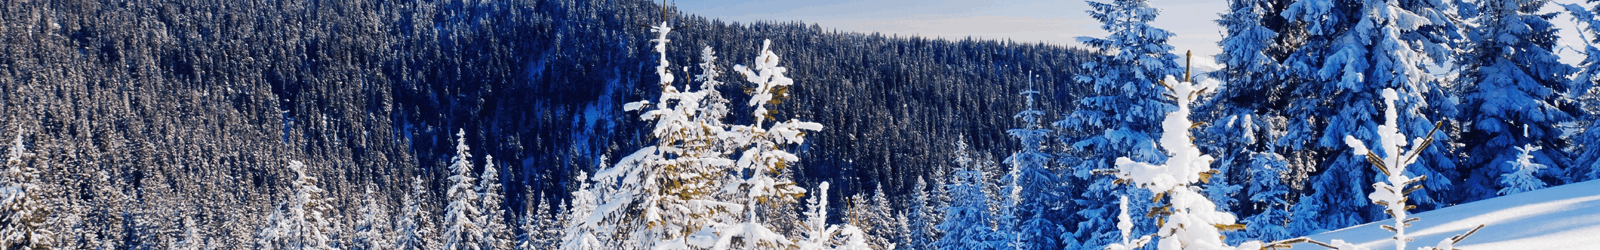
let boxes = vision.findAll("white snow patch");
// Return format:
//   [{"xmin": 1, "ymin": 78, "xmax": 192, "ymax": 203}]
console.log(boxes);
[{"xmin": 1307, "ymin": 180, "xmax": 1600, "ymax": 250}]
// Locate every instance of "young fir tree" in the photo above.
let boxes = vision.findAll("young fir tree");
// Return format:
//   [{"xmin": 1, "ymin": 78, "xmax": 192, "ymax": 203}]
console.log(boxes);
[
  {"xmin": 0, "ymin": 131, "xmax": 50, "ymax": 250},
  {"xmin": 352, "ymin": 185, "xmax": 392, "ymax": 250},
  {"xmin": 479, "ymin": 156, "xmax": 512, "ymax": 250},
  {"xmin": 993, "ymin": 166, "xmax": 1022, "ymax": 250},
  {"xmin": 1278, "ymin": 0, "xmax": 1462, "ymax": 234},
  {"xmin": 581, "ymin": 19, "xmax": 819, "ymax": 248},
  {"xmin": 396, "ymin": 176, "xmax": 436, "ymax": 250},
  {"xmin": 1111, "ymin": 76, "xmax": 1264, "ymax": 250},
  {"xmin": 1457, "ymin": 0, "xmax": 1577, "ymax": 202},
  {"xmin": 173, "ymin": 216, "xmax": 203, "ymax": 250},
  {"xmin": 560, "ymin": 170, "xmax": 600, "ymax": 250},
  {"xmin": 518, "ymin": 191, "xmax": 550, "ymax": 250},
  {"xmin": 259, "ymin": 161, "xmax": 339, "ymax": 250},
  {"xmin": 1239, "ymin": 153, "xmax": 1293, "ymax": 243},
  {"xmin": 1001, "ymin": 74, "xmax": 1064, "ymax": 250},
  {"xmin": 935, "ymin": 164, "xmax": 996, "ymax": 250},
  {"xmin": 903, "ymin": 177, "xmax": 938, "ymax": 250},
  {"xmin": 860, "ymin": 184, "xmax": 901, "ymax": 250},
  {"xmin": 1056, "ymin": 0, "xmax": 1181, "ymax": 247},
  {"xmin": 1498, "ymin": 144, "xmax": 1549, "ymax": 195},
  {"xmin": 443, "ymin": 129, "xmax": 484, "ymax": 250}
]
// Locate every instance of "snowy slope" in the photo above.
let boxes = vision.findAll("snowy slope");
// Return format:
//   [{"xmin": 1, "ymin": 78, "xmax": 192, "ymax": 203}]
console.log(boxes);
[{"xmin": 1304, "ymin": 180, "xmax": 1600, "ymax": 249}]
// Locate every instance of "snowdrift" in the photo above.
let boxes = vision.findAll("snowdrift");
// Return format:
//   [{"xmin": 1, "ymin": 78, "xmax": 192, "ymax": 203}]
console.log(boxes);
[{"xmin": 1306, "ymin": 180, "xmax": 1600, "ymax": 249}]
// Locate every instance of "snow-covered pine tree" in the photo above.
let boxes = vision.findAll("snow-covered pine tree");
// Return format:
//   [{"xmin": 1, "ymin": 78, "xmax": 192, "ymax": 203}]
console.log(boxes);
[
  {"xmin": 903, "ymin": 177, "xmax": 938, "ymax": 250},
  {"xmin": 0, "ymin": 131, "xmax": 50, "ymax": 250},
  {"xmin": 858, "ymin": 184, "xmax": 901, "ymax": 250},
  {"xmin": 1000, "ymin": 74, "xmax": 1063, "ymax": 250},
  {"xmin": 1457, "ymin": 0, "xmax": 1576, "ymax": 202},
  {"xmin": 1239, "ymin": 153, "xmax": 1292, "ymax": 243},
  {"xmin": 1561, "ymin": 2, "xmax": 1600, "ymax": 182},
  {"xmin": 1199, "ymin": 0, "xmax": 1284, "ymax": 243},
  {"xmin": 559, "ymin": 170, "xmax": 600, "ymax": 250},
  {"xmin": 85, "ymin": 170, "xmax": 127, "ymax": 249},
  {"xmin": 396, "ymin": 176, "xmax": 436, "ymax": 250},
  {"xmin": 576, "ymin": 18, "xmax": 819, "ymax": 248},
  {"xmin": 517, "ymin": 193, "xmax": 539, "ymax": 250},
  {"xmin": 545, "ymin": 203, "xmax": 568, "ymax": 249},
  {"xmin": 1279, "ymin": 0, "xmax": 1462, "ymax": 234},
  {"xmin": 1498, "ymin": 144, "xmax": 1549, "ymax": 195},
  {"xmin": 518, "ymin": 191, "xmax": 549, "ymax": 250},
  {"xmin": 584, "ymin": 23, "xmax": 744, "ymax": 248},
  {"xmin": 993, "ymin": 166, "xmax": 1021, "ymax": 250},
  {"xmin": 174, "ymin": 216, "xmax": 203, "ymax": 250},
  {"xmin": 936, "ymin": 163, "xmax": 996, "ymax": 250},
  {"xmin": 444, "ymin": 129, "xmax": 484, "ymax": 250},
  {"xmin": 259, "ymin": 160, "xmax": 339, "ymax": 250},
  {"xmin": 479, "ymin": 155, "xmax": 512, "ymax": 250},
  {"xmin": 1055, "ymin": 0, "xmax": 1183, "ymax": 248},
  {"xmin": 1111, "ymin": 75, "xmax": 1263, "ymax": 250},
  {"xmin": 352, "ymin": 185, "xmax": 391, "ymax": 250},
  {"xmin": 710, "ymin": 39, "xmax": 822, "ymax": 249}
]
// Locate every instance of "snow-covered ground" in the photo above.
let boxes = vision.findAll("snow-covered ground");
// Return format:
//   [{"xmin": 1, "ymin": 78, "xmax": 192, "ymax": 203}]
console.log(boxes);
[{"xmin": 1304, "ymin": 180, "xmax": 1600, "ymax": 249}]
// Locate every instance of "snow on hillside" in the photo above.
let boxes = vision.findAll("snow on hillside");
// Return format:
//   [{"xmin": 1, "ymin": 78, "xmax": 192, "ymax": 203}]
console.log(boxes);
[{"xmin": 1305, "ymin": 180, "xmax": 1600, "ymax": 249}]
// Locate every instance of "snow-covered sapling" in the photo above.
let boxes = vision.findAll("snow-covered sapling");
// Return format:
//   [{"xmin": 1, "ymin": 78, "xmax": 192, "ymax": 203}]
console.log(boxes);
[
  {"xmin": 1342, "ymin": 88, "xmax": 1482, "ymax": 250},
  {"xmin": 1111, "ymin": 73, "xmax": 1264, "ymax": 250},
  {"xmin": 1497, "ymin": 144, "xmax": 1547, "ymax": 195}
]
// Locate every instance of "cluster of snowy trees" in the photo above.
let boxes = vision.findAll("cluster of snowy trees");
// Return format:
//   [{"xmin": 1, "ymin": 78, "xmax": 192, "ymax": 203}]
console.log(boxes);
[{"xmin": 5, "ymin": 0, "xmax": 1600, "ymax": 249}]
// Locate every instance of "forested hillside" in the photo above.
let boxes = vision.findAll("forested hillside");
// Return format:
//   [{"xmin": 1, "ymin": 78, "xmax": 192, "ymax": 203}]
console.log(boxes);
[
  {"xmin": 3, "ymin": 0, "xmax": 1599, "ymax": 249},
  {"xmin": 0, "ymin": 0, "xmax": 1090, "ymax": 247}
]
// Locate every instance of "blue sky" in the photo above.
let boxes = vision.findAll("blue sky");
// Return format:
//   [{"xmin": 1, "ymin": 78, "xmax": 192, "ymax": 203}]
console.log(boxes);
[{"xmin": 676, "ymin": 0, "xmax": 1592, "ymax": 64}]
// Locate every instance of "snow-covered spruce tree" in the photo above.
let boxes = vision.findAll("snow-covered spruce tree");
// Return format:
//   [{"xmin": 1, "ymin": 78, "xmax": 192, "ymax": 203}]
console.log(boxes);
[
  {"xmin": 1198, "ymin": 0, "xmax": 1286, "ymax": 243},
  {"xmin": 479, "ymin": 155, "xmax": 513, "ymax": 250},
  {"xmin": 352, "ymin": 185, "xmax": 392, "ymax": 250},
  {"xmin": 520, "ymin": 191, "xmax": 557, "ymax": 250},
  {"xmin": 1457, "ymin": 0, "xmax": 1576, "ymax": 202},
  {"xmin": 1278, "ymin": 0, "xmax": 1462, "ymax": 234},
  {"xmin": 444, "ymin": 129, "xmax": 484, "ymax": 250},
  {"xmin": 903, "ymin": 177, "xmax": 938, "ymax": 250},
  {"xmin": 1561, "ymin": 2, "xmax": 1600, "ymax": 182},
  {"xmin": 559, "ymin": 170, "xmax": 600, "ymax": 250},
  {"xmin": 578, "ymin": 19, "xmax": 820, "ymax": 248},
  {"xmin": 1055, "ymin": 0, "xmax": 1182, "ymax": 248},
  {"xmin": 517, "ymin": 193, "xmax": 539, "ymax": 249},
  {"xmin": 1498, "ymin": 144, "xmax": 1548, "ymax": 195},
  {"xmin": 1342, "ymin": 88, "xmax": 1463, "ymax": 250},
  {"xmin": 174, "ymin": 217, "xmax": 204, "ymax": 250},
  {"xmin": 259, "ymin": 160, "xmax": 339, "ymax": 250},
  {"xmin": 1, "ymin": 131, "xmax": 50, "ymax": 250},
  {"xmin": 1111, "ymin": 76, "xmax": 1263, "ymax": 250},
  {"xmin": 713, "ymin": 39, "xmax": 823, "ymax": 249},
  {"xmin": 999, "ymin": 75, "xmax": 1064, "ymax": 250},
  {"xmin": 994, "ymin": 166, "xmax": 1021, "ymax": 250},
  {"xmin": 1239, "ymin": 154, "xmax": 1292, "ymax": 243},
  {"xmin": 396, "ymin": 176, "xmax": 437, "ymax": 250},
  {"xmin": 857, "ymin": 184, "xmax": 901, "ymax": 250},
  {"xmin": 935, "ymin": 164, "xmax": 996, "ymax": 250}
]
